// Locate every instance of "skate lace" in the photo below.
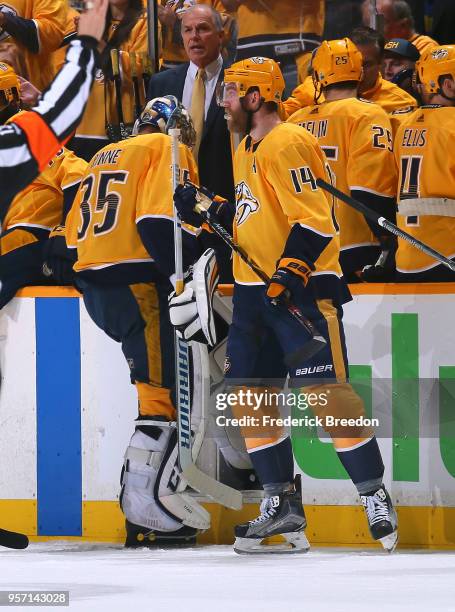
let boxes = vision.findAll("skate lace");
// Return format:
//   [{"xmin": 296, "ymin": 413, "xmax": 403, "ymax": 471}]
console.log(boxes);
[
  {"xmin": 249, "ymin": 497, "xmax": 278, "ymax": 525},
  {"xmin": 361, "ymin": 493, "xmax": 390, "ymax": 526}
]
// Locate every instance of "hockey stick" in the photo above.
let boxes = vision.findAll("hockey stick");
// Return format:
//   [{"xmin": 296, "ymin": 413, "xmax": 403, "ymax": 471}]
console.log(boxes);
[
  {"xmin": 185, "ymin": 182, "xmax": 327, "ymax": 365},
  {"xmin": 110, "ymin": 49, "xmax": 129, "ymax": 141},
  {"xmin": 129, "ymin": 52, "xmax": 142, "ymax": 120},
  {"xmin": 170, "ymin": 129, "xmax": 242, "ymax": 510},
  {"xmin": 317, "ymin": 179, "xmax": 455, "ymax": 273},
  {"xmin": 0, "ymin": 528, "xmax": 29, "ymax": 550}
]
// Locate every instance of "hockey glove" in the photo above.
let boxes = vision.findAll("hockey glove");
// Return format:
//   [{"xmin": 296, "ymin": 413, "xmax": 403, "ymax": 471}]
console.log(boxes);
[
  {"xmin": 266, "ymin": 258, "xmax": 312, "ymax": 305},
  {"xmin": 173, "ymin": 183, "xmax": 202, "ymax": 227},
  {"xmin": 42, "ymin": 226, "xmax": 76, "ymax": 285},
  {"xmin": 168, "ymin": 249, "xmax": 218, "ymax": 345},
  {"xmin": 360, "ymin": 235, "xmax": 397, "ymax": 282}
]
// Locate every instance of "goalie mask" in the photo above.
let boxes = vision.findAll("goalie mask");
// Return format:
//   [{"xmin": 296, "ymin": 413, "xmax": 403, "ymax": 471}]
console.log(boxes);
[{"xmin": 132, "ymin": 95, "xmax": 196, "ymax": 149}]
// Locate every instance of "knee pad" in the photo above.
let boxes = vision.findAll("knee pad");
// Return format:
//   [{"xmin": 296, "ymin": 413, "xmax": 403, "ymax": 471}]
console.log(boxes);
[{"xmin": 120, "ymin": 420, "xmax": 210, "ymax": 532}]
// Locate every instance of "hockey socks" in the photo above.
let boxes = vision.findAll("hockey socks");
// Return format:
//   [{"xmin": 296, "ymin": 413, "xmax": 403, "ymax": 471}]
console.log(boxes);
[
  {"xmin": 335, "ymin": 436, "xmax": 385, "ymax": 495},
  {"xmin": 248, "ymin": 436, "xmax": 294, "ymax": 489}
]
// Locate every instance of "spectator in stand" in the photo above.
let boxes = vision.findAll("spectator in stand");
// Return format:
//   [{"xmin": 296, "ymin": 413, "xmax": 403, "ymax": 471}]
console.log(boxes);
[
  {"xmin": 432, "ymin": 0, "xmax": 455, "ymax": 45},
  {"xmin": 227, "ymin": 0, "xmax": 325, "ymax": 96},
  {"xmin": 362, "ymin": 0, "xmax": 439, "ymax": 55},
  {"xmin": 0, "ymin": 0, "xmax": 67, "ymax": 90},
  {"xmin": 283, "ymin": 27, "xmax": 417, "ymax": 117},
  {"xmin": 69, "ymin": 0, "xmax": 147, "ymax": 161}
]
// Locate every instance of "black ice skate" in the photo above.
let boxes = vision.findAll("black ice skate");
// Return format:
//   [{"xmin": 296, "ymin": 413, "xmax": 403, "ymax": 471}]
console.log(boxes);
[
  {"xmin": 360, "ymin": 485, "xmax": 398, "ymax": 553},
  {"xmin": 233, "ymin": 475, "xmax": 309, "ymax": 554},
  {"xmin": 124, "ymin": 520, "xmax": 198, "ymax": 548}
]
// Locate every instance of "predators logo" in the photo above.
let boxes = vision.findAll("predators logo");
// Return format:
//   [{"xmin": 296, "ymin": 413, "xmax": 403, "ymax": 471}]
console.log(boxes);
[
  {"xmin": 431, "ymin": 48, "xmax": 449, "ymax": 60},
  {"xmin": 235, "ymin": 181, "xmax": 259, "ymax": 226}
]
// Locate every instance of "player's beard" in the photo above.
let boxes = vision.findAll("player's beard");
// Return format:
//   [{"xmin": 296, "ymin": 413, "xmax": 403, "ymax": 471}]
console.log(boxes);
[{"xmin": 225, "ymin": 106, "xmax": 248, "ymax": 135}]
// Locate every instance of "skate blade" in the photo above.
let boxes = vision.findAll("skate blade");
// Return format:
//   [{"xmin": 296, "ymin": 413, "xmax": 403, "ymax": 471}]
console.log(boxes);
[
  {"xmin": 234, "ymin": 531, "xmax": 310, "ymax": 555},
  {"xmin": 379, "ymin": 530, "xmax": 398, "ymax": 553}
]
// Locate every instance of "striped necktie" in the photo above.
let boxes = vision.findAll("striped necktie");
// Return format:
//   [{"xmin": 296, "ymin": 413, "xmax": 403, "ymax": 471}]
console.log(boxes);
[{"xmin": 190, "ymin": 67, "xmax": 206, "ymax": 160}]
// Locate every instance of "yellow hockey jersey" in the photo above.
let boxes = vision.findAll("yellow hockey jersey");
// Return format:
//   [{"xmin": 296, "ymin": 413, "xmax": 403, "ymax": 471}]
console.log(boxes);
[
  {"xmin": 2, "ymin": 147, "xmax": 87, "ymax": 232},
  {"xmin": 394, "ymin": 105, "xmax": 455, "ymax": 273},
  {"xmin": 288, "ymin": 98, "xmax": 397, "ymax": 254},
  {"xmin": 408, "ymin": 33, "xmax": 439, "ymax": 56},
  {"xmin": 75, "ymin": 14, "xmax": 148, "ymax": 142},
  {"xmin": 236, "ymin": 0, "xmax": 324, "ymax": 60},
  {"xmin": 283, "ymin": 74, "xmax": 417, "ymax": 119},
  {"xmin": 232, "ymin": 122, "xmax": 346, "ymax": 301},
  {"xmin": 67, "ymin": 133, "xmax": 198, "ymax": 275},
  {"xmin": 0, "ymin": 0, "xmax": 67, "ymax": 90}
]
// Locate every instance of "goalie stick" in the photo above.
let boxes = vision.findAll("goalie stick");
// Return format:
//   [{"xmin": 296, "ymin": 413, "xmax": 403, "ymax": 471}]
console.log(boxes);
[
  {"xmin": 110, "ymin": 49, "xmax": 129, "ymax": 141},
  {"xmin": 185, "ymin": 182, "xmax": 327, "ymax": 365},
  {"xmin": 170, "ymin": 129, "xmax": 242, "ymax": 510},
  {"xmin": 0, "ymin": 528, "xmax": 29, "ymax": 549},
  {"xmin": 317, "ymin": 179, "xmax": 455, "ymax": 273}
]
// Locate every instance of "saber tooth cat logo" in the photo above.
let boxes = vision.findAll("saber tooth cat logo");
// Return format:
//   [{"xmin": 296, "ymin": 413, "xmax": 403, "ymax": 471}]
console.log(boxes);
[
  {"xmin": 0, "ymin": 5, "xmax": 18, "ymax": 41},
  {"xmin": 235, "ymin": 181, "xmax": 259, "ymax": 225},
  {"xmin": 431, "ymin": 49, "xmax": 449, "ymax": 60}
]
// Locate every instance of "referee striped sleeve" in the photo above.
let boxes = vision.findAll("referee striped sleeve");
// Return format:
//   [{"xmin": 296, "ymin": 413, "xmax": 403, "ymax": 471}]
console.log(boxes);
[{"xmin": 0, "ymin": 37, "xmax": 97, "ymax": 219}]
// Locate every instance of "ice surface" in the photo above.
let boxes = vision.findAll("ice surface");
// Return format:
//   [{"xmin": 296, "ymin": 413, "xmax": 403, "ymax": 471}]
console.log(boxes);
[{"xmin": 1, "ymin": 543, "xmax": 455, "ymax": 612}]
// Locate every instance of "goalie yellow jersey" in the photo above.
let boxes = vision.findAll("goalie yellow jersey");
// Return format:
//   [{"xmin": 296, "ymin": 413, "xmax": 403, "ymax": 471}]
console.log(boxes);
[
  {"xmin": 2, "ymin": 147, "xmax": 87, "ymax": 232},
  {"xmin": 232, "ymin": 122, "xmax": 347, "ymax": 301},
  {"xmin": 0, "ymin": 0, "xmax": 67, "ymax": 90},
  {"xmin": 287, "ymin": 97, "xmax": 397, "ymax": 254},
  {"xmin": 236, "ymin": 0, "xmax": 324, "ymax": 60},
  {"xmin": 75, "ymin": 14, "xmax": 148, "ymax": 141},
  {"xmin": 67, "ymin": 133, "xmax": 198, "ymax": 273},
  {"xmin": 394, "ymin": 105, "xmax": 455, "ymax": 273}
]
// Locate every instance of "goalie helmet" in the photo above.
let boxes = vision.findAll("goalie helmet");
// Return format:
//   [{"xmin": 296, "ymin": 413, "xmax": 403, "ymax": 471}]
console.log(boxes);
[
  {"xmin": 416, "ymin": 45, "xmax": 455, "ymax": 94},
  {"xmin": 132, "ymin": 95, "xmax": 196, "ymax": 149},
  {"xmin": 222, "ymin": 57, "xmax": 285, "ymax": 103},
  {"xmin": 312, "ymin": 38, "xmax": 363, "ymax": 88},
  {"xmin": 0, "ymin": 62, "xmax": 20, "ymax": 113}
]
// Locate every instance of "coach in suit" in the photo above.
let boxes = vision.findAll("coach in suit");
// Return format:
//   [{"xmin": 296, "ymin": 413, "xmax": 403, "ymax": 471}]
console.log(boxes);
[{"xmin": 147, "ymin": 4, "xmax": 234, "ymax": 203}]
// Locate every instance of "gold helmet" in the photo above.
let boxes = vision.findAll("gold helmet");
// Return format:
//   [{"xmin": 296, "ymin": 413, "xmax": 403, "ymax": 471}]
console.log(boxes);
[
  {"xmin": 312, "ymin": 38, "xmax": 363, "ymax": 88},
  {"xmin": 416, "ymin": 45, "xmax": 455, "ymax": 94},
  {"xmin": 222, "ymin": 57, "xmax": 285, "ymax": 103},
  {"xmin": 0, "ymin": 62, "xmax": 20, "ymax": 112}
]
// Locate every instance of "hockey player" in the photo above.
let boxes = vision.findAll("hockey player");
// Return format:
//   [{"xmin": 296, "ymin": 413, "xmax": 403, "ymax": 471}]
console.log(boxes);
[
  {"xmin": 287, "ymin": 38, "xmax": 398, "ymax": 282},
  {"xmin": 0, "ymin": 0, "xmax": 109, "ymax": 217},
  {"xmin": 173, "ymin": 57, "xmax": 398, "ymax": 554},
  {"xmin": 283, "ymin": 27, "xmax": 417, "ymax": 118},
  {"xmin": 63, "ymin": 96, "xmax": 212, "ymax": 546},
  {"xmin": 394, "ymin": 45, "xmax": 455, "ymax": 281}
]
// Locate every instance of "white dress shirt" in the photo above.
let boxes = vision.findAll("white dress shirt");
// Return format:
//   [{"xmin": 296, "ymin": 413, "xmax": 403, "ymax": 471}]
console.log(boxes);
[{"xmin": 182, "ymin": 55, "xmax": 224, "ymax": 119}]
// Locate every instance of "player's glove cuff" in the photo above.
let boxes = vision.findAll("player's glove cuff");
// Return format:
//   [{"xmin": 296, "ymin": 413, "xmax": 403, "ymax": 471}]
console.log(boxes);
[{"xmin": 266, "ymin": 258, "xmax": 312, "ymax": 301}]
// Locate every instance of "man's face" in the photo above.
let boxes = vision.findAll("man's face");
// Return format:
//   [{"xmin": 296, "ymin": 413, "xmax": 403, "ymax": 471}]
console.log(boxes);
[
  {"xmin": 219, "ymin": 82, "xmax": 248, "ymax": 134},
  {"xmin": 357, "ymin": 43, "xmax": 382, "ymax": 92},
  {"xmin": 383, "ymin": 56, "xmax": 414, "ymax": 81},
  {"xmin": 362, "ymin": 0, "xmax": 409, "ymax": 39},
  {"xmin": 181, "ymin": 7, "xmax": 223, "ymax": 68}
]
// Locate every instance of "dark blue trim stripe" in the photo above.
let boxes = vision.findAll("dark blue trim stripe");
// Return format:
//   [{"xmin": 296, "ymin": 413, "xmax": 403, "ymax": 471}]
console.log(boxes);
[{"xmin": 35, "ymin": 297, "xmax": 82, "ymax": 536}]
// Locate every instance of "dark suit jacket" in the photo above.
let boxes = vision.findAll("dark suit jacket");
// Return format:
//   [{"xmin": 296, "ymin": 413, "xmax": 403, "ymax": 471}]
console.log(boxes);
[{"xmin": 147, "ymin": 62, "xmax": 235, "ymax": 203}]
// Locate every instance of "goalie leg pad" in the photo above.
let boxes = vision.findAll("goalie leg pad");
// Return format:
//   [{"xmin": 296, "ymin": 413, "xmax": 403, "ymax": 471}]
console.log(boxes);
[{"xmin": 120, "ymin": 421, "xmax": 211, "ymax": 532}]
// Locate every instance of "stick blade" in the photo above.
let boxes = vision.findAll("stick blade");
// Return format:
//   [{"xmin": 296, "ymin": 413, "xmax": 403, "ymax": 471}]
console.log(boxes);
[
  {"xmin": 0, "ymin": 529, "xmax": 29, "ymax": 549},
  {"xmin": 284, "ymin": 336, "xmax": 327, "ymax": 368},
  {"xmin": 182, "ymin": 463, "xmax": 243, "ymax": 510}
]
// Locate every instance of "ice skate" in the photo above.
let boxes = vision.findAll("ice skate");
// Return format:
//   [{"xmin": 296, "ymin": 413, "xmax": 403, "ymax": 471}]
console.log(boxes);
[
  {"xmin": 233, "ymin": 475, "xmax": 309, "ymax": 554},
  {"xmin": 360, "ymin": 485, "xmax": 398, "ymax": 553}
]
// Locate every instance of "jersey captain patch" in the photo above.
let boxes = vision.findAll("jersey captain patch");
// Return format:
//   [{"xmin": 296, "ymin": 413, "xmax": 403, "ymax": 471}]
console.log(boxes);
[{"xmin": 235, "ymin": 181, "xmax": 260, "ymax": 226}]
